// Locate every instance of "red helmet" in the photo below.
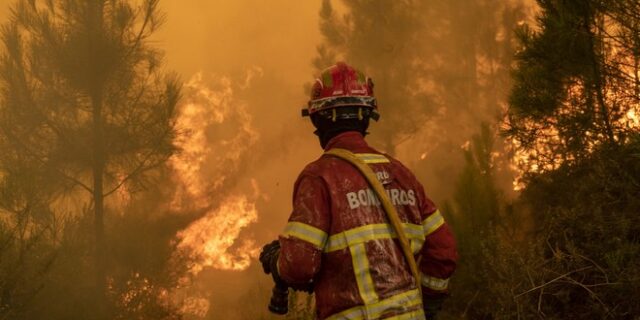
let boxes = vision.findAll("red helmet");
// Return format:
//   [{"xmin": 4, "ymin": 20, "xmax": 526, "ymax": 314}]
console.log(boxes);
[{"xmin": 302, "ymin": 62, "xmax": 379, "ymax": 121}]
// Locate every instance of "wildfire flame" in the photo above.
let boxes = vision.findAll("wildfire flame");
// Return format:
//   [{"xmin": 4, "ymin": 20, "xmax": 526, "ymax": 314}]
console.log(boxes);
[
  {"xmin": 169, "ymin": 69, "xmax": 262, "ymax": 273},
  {"xmin": 508, "ymin": 104, "xmax": 639, "ymax": 191},
  {"xmin": 176, "ymin": 195, "xmax": 259, "ymax": 272}
]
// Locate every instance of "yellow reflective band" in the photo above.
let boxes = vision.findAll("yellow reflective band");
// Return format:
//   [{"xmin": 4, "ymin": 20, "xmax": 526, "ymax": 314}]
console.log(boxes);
[
  {"xmin": 283, "ymin": 222, "xmax": 328, "ymax": 249},
  {"xmin": 350, "ymin": 243, "xmax": 378, "ymax": 304},
  {"xmin": 410, "ymin": 238, "xmax": 425, "ymax": 255},
  {"xmin": 325, "ymin": 223, "xmax": 424, "ymax": 252},
  {"xmin": 326, "ymin": 148, "xmax": 422, "ymax": 299},
  {"xmin": 403, "ymin": 223, "xmax": 424, "ymax": 238},
  {"xmin": 325, "ymin": 289, "xmax": 423, "ymax": 320},
  {"xmin": 421, "ymin": 273, "xmax": 449, "ymax": 291},
  {"xmin": 326, "ymin": 224, "xmax": 393, "ymax": 252},
  {"xmin": 403, "ymin": 223, "xmax": 425, "ymax": 254},
  {"xmin": 355, "ymin": 153, "xmax": 390, "ymax": 164},
  {"xmin": 422, "ymin": 210, "xmax": 445, "ymax": 236},
  {"xmin": 386, "ymin": 309, "xmax": 426, "ymax": 320}
]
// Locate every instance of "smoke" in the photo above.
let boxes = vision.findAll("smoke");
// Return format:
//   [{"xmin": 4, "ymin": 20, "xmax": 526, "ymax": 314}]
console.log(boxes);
[
  {"xmin": 149, "ymin": 1, "xmax": 544, "ymax": 318},
  {"xmin": 150, "ymin": 2, "xmax": 322, "ymax": 318},
  {"xmin": 0, "ymin": 0, "xmax": 543, "ymax": 318}
]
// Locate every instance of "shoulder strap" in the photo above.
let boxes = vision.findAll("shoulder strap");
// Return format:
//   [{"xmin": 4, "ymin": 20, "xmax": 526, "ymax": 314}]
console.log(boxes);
[{"xmin": 324, "ymin": 148, "xmax": 422, "ymax": 295}]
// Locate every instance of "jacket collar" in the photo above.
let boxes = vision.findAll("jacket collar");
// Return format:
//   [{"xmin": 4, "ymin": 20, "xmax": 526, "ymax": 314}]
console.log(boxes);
[{"xmin": 323, "ymin": 131, "xmax": 374, "ymax": 153}]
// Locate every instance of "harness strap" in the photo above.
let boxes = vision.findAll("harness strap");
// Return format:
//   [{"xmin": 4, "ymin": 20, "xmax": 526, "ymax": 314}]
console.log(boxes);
[{"xmin": 324, "ymin": 148, "xmax": 422, "ymax": 297}]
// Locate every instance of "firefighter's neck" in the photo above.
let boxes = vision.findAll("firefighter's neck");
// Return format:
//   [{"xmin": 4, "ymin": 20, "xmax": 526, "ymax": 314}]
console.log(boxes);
[{"xmin": 320, "ymin": 130, "xmax": 364, "ymax": 150}]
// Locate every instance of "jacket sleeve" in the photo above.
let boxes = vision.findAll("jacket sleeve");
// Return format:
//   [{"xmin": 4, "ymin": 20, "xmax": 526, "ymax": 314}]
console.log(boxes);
[
  {"xmin": 277, "ymin": 173, "xmax": 331, "ymax": 286},
  {"xmin": 417, "ymin": 186, "xmax": 458, "ymax": 297}
]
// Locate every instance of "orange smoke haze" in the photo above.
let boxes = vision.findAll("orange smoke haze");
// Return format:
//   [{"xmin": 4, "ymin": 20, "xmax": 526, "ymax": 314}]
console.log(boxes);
[
  {"xmin": 0, "ymin": 0, "xmax": 540, "ymax": 318},
  {"xmin": 153, "ymin": 1, "xmax": 322, "ymax": 318}
]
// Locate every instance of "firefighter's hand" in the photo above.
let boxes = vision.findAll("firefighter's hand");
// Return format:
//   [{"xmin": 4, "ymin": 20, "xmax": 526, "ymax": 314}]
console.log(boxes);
[
  {"xmin": 260, "ymin": 240, "xmax": 280, "ymax": 274},
  {"xmin": 260, "ymin": 240, "xmax": 315, "ymax": 294},
  {"xmin": 423, "ymin": 296, "xmax": 445, "ymax": 320}
]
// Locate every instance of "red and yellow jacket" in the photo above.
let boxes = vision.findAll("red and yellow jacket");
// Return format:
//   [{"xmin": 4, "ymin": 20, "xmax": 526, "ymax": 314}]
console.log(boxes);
[{"xmin": 278, "ymin": 131, "xmax": 458, "ymax": 320}]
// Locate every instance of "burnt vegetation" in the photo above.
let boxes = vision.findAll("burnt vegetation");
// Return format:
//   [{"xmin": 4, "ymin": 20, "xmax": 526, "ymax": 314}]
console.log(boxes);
[{"xmin": 0, "ymin": 0, "xmax": 638, "ymax": 319}]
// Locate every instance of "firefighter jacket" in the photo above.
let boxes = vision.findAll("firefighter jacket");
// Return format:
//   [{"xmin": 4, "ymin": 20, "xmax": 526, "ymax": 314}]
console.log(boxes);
[{"xmin": 278, "ymin": 131, "xmax": 458, "ymax": 320}]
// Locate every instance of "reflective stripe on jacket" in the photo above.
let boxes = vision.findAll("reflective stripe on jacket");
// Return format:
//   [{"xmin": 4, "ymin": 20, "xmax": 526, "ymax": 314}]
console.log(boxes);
[{"xmin": 278, "ymin": 131, "xmax": 458, "ymax": 320}]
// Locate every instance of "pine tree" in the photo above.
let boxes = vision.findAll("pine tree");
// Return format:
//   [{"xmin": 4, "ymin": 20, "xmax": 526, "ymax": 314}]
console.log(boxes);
[
  {"xmin": 313, "ymin": 0, "xmax": 434, "ymax": 154},
  {"xmin": 505, "ymin": 0, "xmax": 640, "ymax": 317},
  {"xmin": 445, "ymin": 123, "xmax": 518, "ymax": 318},
  {"xmin": 314, "ymin": 0, "xmax": 526, "ymax": 158},
  {"xmin": 506, "ymin": 0, "xmax": 640, "ymax": 176},
  {"xmin": 0, "ymin": 0, "xmax": 180, "ymax": 317}
]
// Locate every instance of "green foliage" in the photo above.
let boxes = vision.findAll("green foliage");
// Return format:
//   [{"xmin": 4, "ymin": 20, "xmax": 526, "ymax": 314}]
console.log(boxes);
[
  {"xmin": 0, "ymin": 174, "xmax": 193, "ymax": 319},
  {"xmin": 315, "ymin": 0, "xmax": 526, "ymax": 155},
  {"xmin": 452, "ymin": 124, "xmax": 501, "ymax": 231},
  {"xmin": 444, "ymin": 123, "xmax": 532, "ymax": 319},
  {"xmin": 446, "ymin": 132, "xmax": 640, "ymax": 318},
  {"xmin": 0, "ymin": 0, "xmax": 184, "ymax": 318},
  {"xmin": 314, "ymin": 0, "xmax": 434, "ymax": 152},
  {"xmin": 506, "ymin": 0, "xmax": 640, "ymax": 173},
  {"xmin": 491, "ymin": 0, "xmax": 640, "ymax": 318},
  {"xmin": 516, "ymin": 137, "xmax": 640, "ymax": 318},
  {"xmin": 0, "ymin": 0, "xmax": 180, "ymax": 195}
]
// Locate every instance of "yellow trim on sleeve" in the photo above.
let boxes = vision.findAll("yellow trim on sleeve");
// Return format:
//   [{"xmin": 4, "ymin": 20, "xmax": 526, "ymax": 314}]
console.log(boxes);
[
  {"xmin": 283, "ymin": 221, "xmax": 328, "ymax": 249},
  {"xmin": 420, "ymin": 273, "xmax": 449, "ymax": 291},
  {"xmin": 422, "ymin": 210, "xmax": 445, "ymax": 236}
]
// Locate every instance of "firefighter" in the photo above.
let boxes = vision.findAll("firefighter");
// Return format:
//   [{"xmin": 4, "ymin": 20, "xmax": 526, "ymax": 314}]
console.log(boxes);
[{"xmin": 260, "ymin": 62, "xmax": 458, "ymax": 320}]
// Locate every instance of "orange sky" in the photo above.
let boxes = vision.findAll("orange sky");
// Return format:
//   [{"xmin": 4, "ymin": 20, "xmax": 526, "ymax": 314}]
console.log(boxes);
[
  {"xmin": 157, "ymin": 1, "xmax": 320, "ymax": 87},
  {"xmin": 0, "ymin": 0, "xmax": 321, "ymax": 92}
]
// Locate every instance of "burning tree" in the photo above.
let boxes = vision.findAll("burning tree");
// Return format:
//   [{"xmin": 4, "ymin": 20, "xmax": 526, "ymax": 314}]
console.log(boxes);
[
  {"xmin": 507, "ymin": 0, "xmax": 640, "ymax": 176},
  {"xmin": 503, "ymin": 0, "xmax": 640, "ymax": 317},
  {"xmin": 0, "ymin": 0, "xmax": 180, "ymax": 318}
]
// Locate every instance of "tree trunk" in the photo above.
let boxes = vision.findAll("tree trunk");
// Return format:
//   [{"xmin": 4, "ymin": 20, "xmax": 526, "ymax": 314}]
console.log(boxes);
[
  {"xmin": 86, "ymin": 2, "xmax": 108, "ymax": 317},
  {"xmin": 92, "ymin": 91, "xmax": 107, "ymax": 319},
  {"xmin": 584, "ymin": 5, "xmax": 616, "ymax": 144}
]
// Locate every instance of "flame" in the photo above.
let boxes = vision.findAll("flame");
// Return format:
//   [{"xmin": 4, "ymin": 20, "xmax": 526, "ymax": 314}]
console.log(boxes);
[
  {"xmin": 168, "ymin": 69, "xmax": 262, "ymax": 274},
  {"xmin": 179, "ymin": 297, "xmax": 210, "ymax": 319},
  {"xmin": 621, "ymin": 107, "xmax": 640, "ymax": 129},
  {"xmin": 506, "ymin": 12, "xmax": 640, "ymax": 191},
  {"xmin": 508, "ymin": 125, "xmax": 565, "ymax": 191},
  {"xmin": 508, "ymin": 105, "xmax": 639, "ymax": 191},
  {"xmin": 169, "ymin": 70, "xmax": 260, "ymax": 208},
  {"xmin": 176, "ymin": 195, "xmax": 259, "ymax": 273}
]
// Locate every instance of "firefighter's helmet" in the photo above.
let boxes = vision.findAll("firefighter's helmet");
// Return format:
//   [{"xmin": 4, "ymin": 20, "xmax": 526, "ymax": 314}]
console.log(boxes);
[{"xmin": 302, "ymin": 62, "xmax": 379, "ymax": 121}]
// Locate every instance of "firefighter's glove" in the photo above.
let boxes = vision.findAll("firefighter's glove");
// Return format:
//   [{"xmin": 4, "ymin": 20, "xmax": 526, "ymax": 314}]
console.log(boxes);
[
  {"xmin": 423, "ymin": 296, "xmax": 445, "ymax": 320},
  {"xmin": 260, "ymin": 240, "xmax": 315, "ymax": 294},
  {"xmin": 260, "ymin": 240, "xmax": 288, "ymax": 286},
  {"xmin": 260, "ymin": 240, "xmax": 280, "ymax": 275}
]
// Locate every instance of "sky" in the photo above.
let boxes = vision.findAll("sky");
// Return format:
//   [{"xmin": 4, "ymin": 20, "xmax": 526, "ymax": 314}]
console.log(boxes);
[{"xmin": 157, "ymin": 1, "xmax": 321, "ymax": 85}]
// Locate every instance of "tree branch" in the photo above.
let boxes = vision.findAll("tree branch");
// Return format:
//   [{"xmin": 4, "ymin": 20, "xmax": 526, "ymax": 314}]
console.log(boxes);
[{"xmin": 514, "ymin": 266, "xmax": 592, "ymax": 298}]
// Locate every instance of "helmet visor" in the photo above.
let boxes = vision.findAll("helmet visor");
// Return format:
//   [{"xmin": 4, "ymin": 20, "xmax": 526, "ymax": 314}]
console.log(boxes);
[{"xmin": 307, "ymin": 96, "xmax": 377, "ymax": 115}]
